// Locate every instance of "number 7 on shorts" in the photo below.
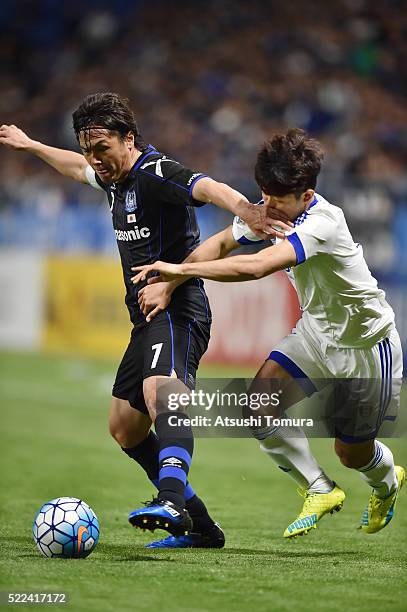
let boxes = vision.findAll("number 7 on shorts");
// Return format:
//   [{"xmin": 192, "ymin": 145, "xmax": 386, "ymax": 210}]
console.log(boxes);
[{"xmin": 151, "ymin": 343, "xmax": 163, "ymax": 369}]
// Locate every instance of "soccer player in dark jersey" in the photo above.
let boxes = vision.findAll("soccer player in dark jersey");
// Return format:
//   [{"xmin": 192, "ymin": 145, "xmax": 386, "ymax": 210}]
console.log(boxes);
[{"xmin": 0, "ymin": 92, "xmax": 291, "ymax": 548}]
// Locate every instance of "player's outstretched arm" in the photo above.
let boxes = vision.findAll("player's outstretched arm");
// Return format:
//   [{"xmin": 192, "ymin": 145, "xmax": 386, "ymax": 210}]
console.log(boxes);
[
  {"xmin": 134, "ymin": 226, "xmax": 240, "ymax": 321},
  {"xmin": 0, "ymin": 124, "xmax": 89, "ymax": 183},
  {"xmin": 191, "ymin": 177, "xmax": 293, "ymax": 239},
  {"xmin": 133, "ymin": 239, "xmax": 297, "ymax": 284}
]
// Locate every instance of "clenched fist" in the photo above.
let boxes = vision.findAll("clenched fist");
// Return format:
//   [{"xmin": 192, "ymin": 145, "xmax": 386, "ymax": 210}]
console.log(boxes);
[{"xmin": 0, "ymin": 124, "xmax": 34, "ymax": 151}]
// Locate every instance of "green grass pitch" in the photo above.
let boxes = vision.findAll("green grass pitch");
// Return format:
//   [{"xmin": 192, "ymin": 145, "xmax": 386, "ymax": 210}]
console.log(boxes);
[{"xmin": 0, "ymin": 351, "xmax": 406, "ymax": 611}]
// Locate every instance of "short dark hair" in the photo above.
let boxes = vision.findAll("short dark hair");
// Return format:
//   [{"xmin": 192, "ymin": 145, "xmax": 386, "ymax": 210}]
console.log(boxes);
[
  {"xmin": 72, "ymin": 92, "xmax": 146, "ymax": 151},
  {"xmin": 254, "ymin": 128, "xmax": 324, "ymax": 197}
]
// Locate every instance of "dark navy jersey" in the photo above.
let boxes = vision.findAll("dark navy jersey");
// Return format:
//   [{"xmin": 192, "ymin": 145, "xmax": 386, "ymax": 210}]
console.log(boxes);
[{"xmin": 85, "ymin": 145, "xmax": 212, "ymax": 328}]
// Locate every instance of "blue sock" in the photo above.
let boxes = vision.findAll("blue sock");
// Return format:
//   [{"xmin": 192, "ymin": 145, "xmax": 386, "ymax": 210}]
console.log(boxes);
[
  {"xmin": 122, "ymin": 429, "xmax": 214, "ymax": 529},
  {"xmin": 155, "ymin": 411, "xmax": 194, "ymax": 507}
]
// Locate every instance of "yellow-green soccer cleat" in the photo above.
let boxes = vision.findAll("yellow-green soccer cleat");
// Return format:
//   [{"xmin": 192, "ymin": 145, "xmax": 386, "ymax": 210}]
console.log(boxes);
[
  {"xmin": 284, "ymin": 484, "xmax": 346, "ymax": 539},
  {"xmin": 359, "ymin": 465, "xmax": 405, "ymax": 534}
]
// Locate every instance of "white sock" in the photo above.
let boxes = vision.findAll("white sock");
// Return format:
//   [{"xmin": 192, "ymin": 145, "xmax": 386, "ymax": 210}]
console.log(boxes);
[
  {"xmin": 358, "ymin": 440, "xmax": 397, "ymax": 498},
  {"xmin": 257, "ymin": 425, "xmax": 334, "ymax": 493}
]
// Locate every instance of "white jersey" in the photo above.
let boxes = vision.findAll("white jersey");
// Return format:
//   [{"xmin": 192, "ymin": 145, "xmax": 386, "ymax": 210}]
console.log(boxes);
[{"xmin": 232, "ymin": 193, "xmax": 395, "ymax": 349}]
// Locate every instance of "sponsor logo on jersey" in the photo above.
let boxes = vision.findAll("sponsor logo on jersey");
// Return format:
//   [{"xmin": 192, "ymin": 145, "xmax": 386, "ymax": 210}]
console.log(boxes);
[
  {"xmin": 114, "ymin": 226, "xmax": 151, "ymax": 241},
  {"xmin": 187, "ymin": 173, "xmax": 202, "ymax": 186},
  {"xmin": 125, "ymin": 190, "xmax": 137, "ymax": 213}
]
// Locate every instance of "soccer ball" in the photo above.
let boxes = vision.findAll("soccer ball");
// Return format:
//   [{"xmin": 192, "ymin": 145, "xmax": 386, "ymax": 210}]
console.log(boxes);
[{"xmin": 32, "ymin": 497, "xmax": 100, "ymax": 558}]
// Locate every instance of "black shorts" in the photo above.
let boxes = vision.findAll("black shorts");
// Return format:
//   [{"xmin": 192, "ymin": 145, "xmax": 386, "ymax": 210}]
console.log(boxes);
[{"xmin": 112, "ymin": 312, "xmax": 211, "ymax": 414}]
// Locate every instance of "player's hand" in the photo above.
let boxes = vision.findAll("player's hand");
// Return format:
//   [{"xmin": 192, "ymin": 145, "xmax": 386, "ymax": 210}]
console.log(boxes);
[
  {"xmin": 137, "ymin": 282, "xmax": 174, "ymax": 322},
  {"xmin": 242, "ymin": 202, "xmax": 293, "ymax": 239},
  {"xmin": 0, "ymin": 124, "xmax": 34, "ymax": 151},
  {"xmin": 131, "ymin": 261, "xmax": 184, "ymax": 284}
]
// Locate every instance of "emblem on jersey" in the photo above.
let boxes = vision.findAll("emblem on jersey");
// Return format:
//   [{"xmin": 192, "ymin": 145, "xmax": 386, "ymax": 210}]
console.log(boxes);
[
  {"xmin": 127, "ymin": 213, "xmax": 137, "ymax": 223},
  {"xmin": 125, "ymin": 190, "xmax": 137, "ymax": 213}
]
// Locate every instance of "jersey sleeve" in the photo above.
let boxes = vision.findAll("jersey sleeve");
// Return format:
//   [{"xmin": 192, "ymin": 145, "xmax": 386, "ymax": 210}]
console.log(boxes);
[
  {"xmin": 286, "ymin": 209, "xmax": 338, "ymax": 265},
  {"xmin": 139, "ymin": 156, "xmax": 208, "ymax": 207},
  {"xmin": 85, "ymin": 165, "xmax": 106, "ymax": 191},
  {"xmin": 231, "ymin": 207, "xmax": 265, "ymax": 246}
]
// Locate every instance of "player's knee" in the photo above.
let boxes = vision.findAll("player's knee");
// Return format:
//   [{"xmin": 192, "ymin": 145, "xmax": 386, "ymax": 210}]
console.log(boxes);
[
  {"xmin": 334, "ymin": 438, "xmax": 374, "ymax": 469},
  {"xmin": 337, "ymin": 452, "xmax": 358, "ymax": 468},
  {"xmin": 334, "ymin": 439, "xmax": 354, "ymax": 467},
  {"xmin": 108, "ymin": 416, "xmax": 126, "ymax": 446},
  {"xmin": 108, "ymin": 410, "xmax": 135, "ymax": 447},
  {"xmin": 108, "ymin": 417, "xmax": 149, "ymax": 448},
  {"xmin": 142, "ymin": 385, "xmax": 159, "ymax": 417},
  {"xmin": 143, "ymin": 375, "xmax": 188, "ymax": 420}
]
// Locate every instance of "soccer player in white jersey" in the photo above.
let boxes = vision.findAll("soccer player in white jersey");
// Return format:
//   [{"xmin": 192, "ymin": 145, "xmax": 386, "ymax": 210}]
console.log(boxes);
[{"xmin": 132, "ymin": 128, "xmax": 405, "ymax": 538}]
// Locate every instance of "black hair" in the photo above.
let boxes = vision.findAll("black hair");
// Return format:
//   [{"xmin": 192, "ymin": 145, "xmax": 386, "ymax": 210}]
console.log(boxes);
[
  {"xmin": 72, "ymin": 92, "xmax": 147, "ymax": 151},
  {"xmin": 254, "ymin": 128, "xmax": 324, "ymax": 197}
]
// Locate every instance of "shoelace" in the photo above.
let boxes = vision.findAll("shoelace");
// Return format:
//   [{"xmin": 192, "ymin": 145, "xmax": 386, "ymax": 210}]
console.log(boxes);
[
  {"xmin": 368, "ymin": 494, "xmax": 386, "ymax": 518},
  {"xmin": 142, "ymin": 497, "xmax": 161, "ymax": 507},
  {"xmin": 296, "ymin": 488, "xmax": 325, "ymax": 513},
  {"xmin": 298, "ymin": 488, "xmax": 316, "ymax": 502}
]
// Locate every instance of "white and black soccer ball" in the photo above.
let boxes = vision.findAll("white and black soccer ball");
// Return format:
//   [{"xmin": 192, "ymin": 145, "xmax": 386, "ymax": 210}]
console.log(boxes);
[{"xmin": 32, "ymin": 497, "xmax": 100, "ymax": 558}]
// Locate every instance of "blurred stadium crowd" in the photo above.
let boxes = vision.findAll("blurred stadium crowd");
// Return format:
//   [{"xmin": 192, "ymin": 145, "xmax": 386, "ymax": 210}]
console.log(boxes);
[{"xmin": 0, "ymin": 0, "xmax": 406, "ymax": 274}]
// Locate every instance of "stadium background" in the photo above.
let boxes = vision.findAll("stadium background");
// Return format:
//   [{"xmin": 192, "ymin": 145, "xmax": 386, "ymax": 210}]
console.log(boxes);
[
  {"xmin": 0, "ymin": 0, "xmax": 406, "ymax": 364},
  {"xmin": 0, "ymin": 1, "xmax": 406, "ymax": 611}
]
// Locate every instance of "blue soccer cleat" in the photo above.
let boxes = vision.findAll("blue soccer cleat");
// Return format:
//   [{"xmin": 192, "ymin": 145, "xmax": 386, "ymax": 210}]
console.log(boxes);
[
  {"xmin": 128, "ymin": 498, "xmax": 193, "ymax": 536},
  {"xmin": 145, "ymin": 523, "xmax": 225, "ymax": 549}
]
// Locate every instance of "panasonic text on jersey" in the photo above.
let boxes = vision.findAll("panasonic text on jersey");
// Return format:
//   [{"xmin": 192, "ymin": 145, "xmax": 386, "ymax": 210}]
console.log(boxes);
[{"xmin": 114, "ymin": 226, "xmax": 151, "ymax": 241}]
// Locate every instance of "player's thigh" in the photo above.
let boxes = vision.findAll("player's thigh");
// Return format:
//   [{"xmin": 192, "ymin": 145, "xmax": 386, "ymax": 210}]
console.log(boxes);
[
  {"xmin": 112, "ymin": 327, "xmax": 151, "ymax": 415},
  {"xmin": 143, "ymin": 375, "xmax": 192, "ymax": 421},
  {"xmin": 142, "ymin": 313, "xmax": 210, "ymax": 381},
  {"xmin": 248, "ymin": 359, "xmax": 307, "ymax": 417},
  {"xmin": 331, "ymin": 330, "xmax": 403, "ymax": 443},
  {"xmin": 109, "ymin": 396, "xmax": 152, "ymax": 447},
  {"xmin": 142, "ymin": 314, "xmax": 210, "ymax": 419}
]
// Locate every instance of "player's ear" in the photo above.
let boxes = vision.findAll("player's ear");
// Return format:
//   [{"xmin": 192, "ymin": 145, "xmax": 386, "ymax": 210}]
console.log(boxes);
[
  {"xmin": 125, "ymin": 131, "xmax": 135, "ymax": 149},
  {"xmin": 303, "ymin": 189, "xmax": 314, "ymax": 204}
]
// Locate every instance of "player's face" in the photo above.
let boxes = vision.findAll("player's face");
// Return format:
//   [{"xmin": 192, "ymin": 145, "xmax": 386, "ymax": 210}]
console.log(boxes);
[
  {"xmin": 262, "ymin": 190, "xmax": 315, "ymax": 221},
  {"xmin": 78, "ymin": 129, "xmax": 136, "ymax": 183}
]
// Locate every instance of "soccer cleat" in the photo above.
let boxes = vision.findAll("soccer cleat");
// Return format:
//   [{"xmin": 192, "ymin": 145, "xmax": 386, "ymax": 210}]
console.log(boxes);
[
  {"xmin": 145, "ymin": 523, "xmax": 225, "ymax": 549},
  {"xmin": 128, "ymin": 498, "xmax": 193, "ymax": 537},
  {"xmin": 359, "ymin": 465, "xmax": 405, "ymax": 534},
  {"xmin": 284, "ymin": 484, "xmax": 346, "ymax": 539}
]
